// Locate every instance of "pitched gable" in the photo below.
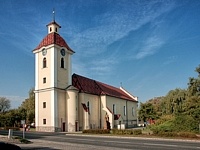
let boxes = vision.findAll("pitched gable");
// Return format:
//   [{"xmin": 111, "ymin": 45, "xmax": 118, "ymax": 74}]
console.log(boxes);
[{"xmin": 72, "ymin": 74, "xmax": 137, "ymax": 102}]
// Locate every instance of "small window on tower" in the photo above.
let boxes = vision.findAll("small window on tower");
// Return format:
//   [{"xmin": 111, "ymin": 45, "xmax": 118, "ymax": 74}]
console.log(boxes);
[
  {"xmin": 50, "ymin": 27, "xmax": 52, "ymax": 32},
  {"xmin": 43, "ymin": 77, "xmax": 46, "ymax": 83},
  {"xmin": 43, "ymin": 58, "xmax": 47, "ymax": 68},
  {"xmin": 61, "ymin": 58, "xmax": 64, "ymax": 68},
  {"xmin": 43, "ymin": 102, "xmax": 46, "ymax": 108},
  {"xmin": 43, "ymin": 119, "xmax": 46, "ymax": 125},
  {"xmin": 56, "ymin": 27, "xmax": 57, "ymax": 32}
]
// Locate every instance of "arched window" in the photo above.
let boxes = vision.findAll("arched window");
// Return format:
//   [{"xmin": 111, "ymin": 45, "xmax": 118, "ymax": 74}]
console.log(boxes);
[
  {"xmin": 61, "ymin": 58, "xmax": 64, "ymax": 68},
  {"xmin": 50, "ymin": 27, "xmax": 52, "ymax": 32},
  {"xmin": 43, "ymin": 58, "xmax": 47, "ymax": 68}
]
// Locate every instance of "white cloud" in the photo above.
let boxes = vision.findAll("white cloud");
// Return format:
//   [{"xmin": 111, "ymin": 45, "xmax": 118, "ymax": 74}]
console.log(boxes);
[
  {"xmin": 69, "ymin": 0, "xmax": 176, "ymax": 76},
  {"xmin": 135, "ymin": 36, "xmax": 165, "ymax": 59},
  {"xmin": 71, "ymin": 1, "xmax": 174, "ymax": 52}
]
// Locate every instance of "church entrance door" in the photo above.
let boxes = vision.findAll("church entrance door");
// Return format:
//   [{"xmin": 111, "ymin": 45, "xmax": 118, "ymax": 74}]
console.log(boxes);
[
  {"xmin": 62, "ymin": 122, "xmax": 65, "ymax": 132},
  {"xmin": 75, "ymin": 121, "xmax": 78, "ymax": 131}
]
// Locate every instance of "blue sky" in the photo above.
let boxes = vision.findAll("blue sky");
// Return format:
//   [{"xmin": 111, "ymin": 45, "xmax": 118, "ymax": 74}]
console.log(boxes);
[{"xmin": 0, "ymin": 0, "xmax": 200, "ymax": 108}]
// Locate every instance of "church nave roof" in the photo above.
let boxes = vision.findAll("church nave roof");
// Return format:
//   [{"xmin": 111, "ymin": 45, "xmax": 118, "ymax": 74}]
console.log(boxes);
[{"xmin": 72, "ymin": 74, "xmax": 137, "ymax": 102}]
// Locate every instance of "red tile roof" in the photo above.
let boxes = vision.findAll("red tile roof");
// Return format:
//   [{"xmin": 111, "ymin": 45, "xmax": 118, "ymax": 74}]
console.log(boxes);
[
  {"xmin": 72, "ymin": 74, "xmax": 137, "ymax": 102},
  {"xmin": 34, "ymin": 32, "xmax": 74, "ymax": 53}
]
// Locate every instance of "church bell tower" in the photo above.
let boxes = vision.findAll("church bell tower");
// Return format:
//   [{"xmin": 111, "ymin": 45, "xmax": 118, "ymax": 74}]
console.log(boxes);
[{"xmin": 33, "ymin": 12, "xmax": 74, "ymax": 132}]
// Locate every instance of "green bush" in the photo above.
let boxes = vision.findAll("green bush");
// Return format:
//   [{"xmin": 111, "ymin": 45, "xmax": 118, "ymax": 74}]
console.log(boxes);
[
  {"xmin": 110, "ymin": 129, "xmax": 142, "ymax": 135},
  {"xmin": 178, "ymin": 132, "xmax": 197, "ymax": 138},
  {"xmin": 150, "ymin": 120, "xmax": 173, "ymax": 134},
  {"xmin": 151, "ymin": 131, "xmax": 197, "ymax": 138},
  {"xmin": 82, "ymin": 129, "xmax": 110, "ymax": 134},
  {"xmin": 150, "ymin": 114, "xmax": 199, "ymax": 134},
  {"xmin": 157, "ymin": 132, "xmax": 178, "ymax": 137},
  {"xmin": 133, "ymin": 129, "xmax": 142, "ymax": 135}
]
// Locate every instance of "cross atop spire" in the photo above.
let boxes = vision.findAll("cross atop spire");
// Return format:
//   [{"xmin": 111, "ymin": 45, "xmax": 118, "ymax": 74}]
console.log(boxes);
[
  {"xmin": 46, "ymin": 9, "xmax": 61, "ymax": 34},
  {"xmin": 53, "ymin": 8, "xmax": 55, "ymax": 21}
]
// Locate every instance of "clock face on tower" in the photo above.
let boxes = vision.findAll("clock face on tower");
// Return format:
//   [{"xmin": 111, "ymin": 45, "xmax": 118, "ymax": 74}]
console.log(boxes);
[
  {"xmin": 42, "ymin": 48, "xmax": 47, "ymax": 56},
  {"xmin": 60, "ymin": 49, "xmax": 65, "ymax": 56}
]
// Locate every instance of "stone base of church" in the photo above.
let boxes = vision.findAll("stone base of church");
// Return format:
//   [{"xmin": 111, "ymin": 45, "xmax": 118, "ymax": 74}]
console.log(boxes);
[{"xmin": 36, "ymin": 126, "xmax": 61, "ymax": 132}]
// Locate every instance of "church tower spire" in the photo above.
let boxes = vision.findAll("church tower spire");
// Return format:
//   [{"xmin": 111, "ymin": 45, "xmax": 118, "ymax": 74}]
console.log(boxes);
[{"xmin": 46, "ymin": 9, "xmax": 61, "ymax": 34}]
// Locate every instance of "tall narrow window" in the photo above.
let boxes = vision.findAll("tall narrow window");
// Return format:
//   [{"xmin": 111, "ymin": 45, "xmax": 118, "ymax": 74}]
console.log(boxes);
[
  {"xmin": 50, "ymin": 27, "xmax": 52, "ymax": 32},
  {"xmin": 113, "ymin": 104, "xmax": 116, "ymax": 114},
  {"xmin": 43, "ymin": 58, "xmax": 47, "ymax": 68},
  {"xmin": 43, "ymin": 119, "xmax": 46, "ymax": 125},
  {"xmin": 132, "ymin": 107, "xmax": 135, "ymax": 116},
  {"xmin": 61, "ymin": 58, "xmax": 64, "ymax": 68},
  {"xmin": 124, "ymin": 106, "xmax": 126, "ymax": 116}
]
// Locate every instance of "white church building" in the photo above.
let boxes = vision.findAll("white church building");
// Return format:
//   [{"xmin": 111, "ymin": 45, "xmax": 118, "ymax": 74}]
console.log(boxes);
[{"xmin": 33, "ymin": 18, "xmax": 138, "ymax": 132}]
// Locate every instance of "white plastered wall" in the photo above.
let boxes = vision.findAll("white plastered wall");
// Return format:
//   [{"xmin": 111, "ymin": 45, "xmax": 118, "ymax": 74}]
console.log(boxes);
[
  {"xmin": 66, "ymin": 89, "xmax": 78, "ymax": 132},
  {"xmin": 78, "ymin": 93, "xmax": 100, "ymax": 130}
]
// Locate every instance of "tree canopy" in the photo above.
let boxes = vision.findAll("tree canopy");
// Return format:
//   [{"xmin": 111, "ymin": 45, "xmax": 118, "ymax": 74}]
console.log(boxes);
[
  {"xmin": 19, "ymin": 88, "xmax": 35, "ymax": 124},
  {"xmin": 0, "ymin": 88, "xmax": 35, "ymax": 127},
  {"xmin": 0, "ymin": 97, "xmax": 10, "ymax": 113},
  {"xmin": 139, "ymin": 102, "xmax": 157, "ymax": 122},
  {"xmin": 139, "ymin": 64, "xmax": 200, "ymax": 133}
]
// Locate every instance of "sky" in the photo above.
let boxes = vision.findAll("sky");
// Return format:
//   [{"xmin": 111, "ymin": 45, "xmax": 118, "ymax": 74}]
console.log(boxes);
[{"xmin": 0, "ymin": 0, "xmax": 200, "ymax": 108}]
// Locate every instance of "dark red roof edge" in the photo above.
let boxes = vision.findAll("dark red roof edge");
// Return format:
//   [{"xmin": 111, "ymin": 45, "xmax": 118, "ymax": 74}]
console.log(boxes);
[
  {"xmin": 46, "ymin": 21, "xmax": 61, "ymax": 28},
  {"xmin": 72, "ymin": 74, "xmax": 137, "ymax": 102},
  {"xmin": 33, "ymin": 32, "xmax": 74, "ymax": 53}
]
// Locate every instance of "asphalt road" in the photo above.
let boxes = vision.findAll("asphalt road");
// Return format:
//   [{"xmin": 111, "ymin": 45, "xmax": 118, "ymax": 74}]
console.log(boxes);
[{"xmin": 0, "ymin": 130, "xmax": 200, "ymax": 150}]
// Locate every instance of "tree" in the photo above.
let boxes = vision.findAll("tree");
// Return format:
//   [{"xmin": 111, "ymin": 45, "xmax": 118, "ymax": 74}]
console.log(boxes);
[
  {"xmin": 0, "ymin": 97, "xmax": 11, "ymax": 113},
  {"xmin": 147, "ymin": 97, "xmax": 163, "ymax": 116},
  {"xmin": 145, "ymin": 65, "xmax": 200, "ymax": 133},
  {"xmin": 19, "ymin": 88, "xmax": 35, "ymax": 123},
  {"xmin": 139, "ymin": 102, "xmax": 157, "ymax": 122},
  {"xmin": 183, "ymin": 65, "xmax": 200, "ymax": 120},
  {"xmin": 187, "ymin": 65, "xmax": 200, "ymax": 96},
  {"xmin": 161, "ymin": 88, "xmax": 186, "ymax": 115}
]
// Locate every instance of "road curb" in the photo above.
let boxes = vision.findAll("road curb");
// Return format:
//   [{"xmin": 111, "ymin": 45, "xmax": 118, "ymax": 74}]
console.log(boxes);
[{"xmin": 65, "ymin": 133, "xmax": 200, "ymax": 143}]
